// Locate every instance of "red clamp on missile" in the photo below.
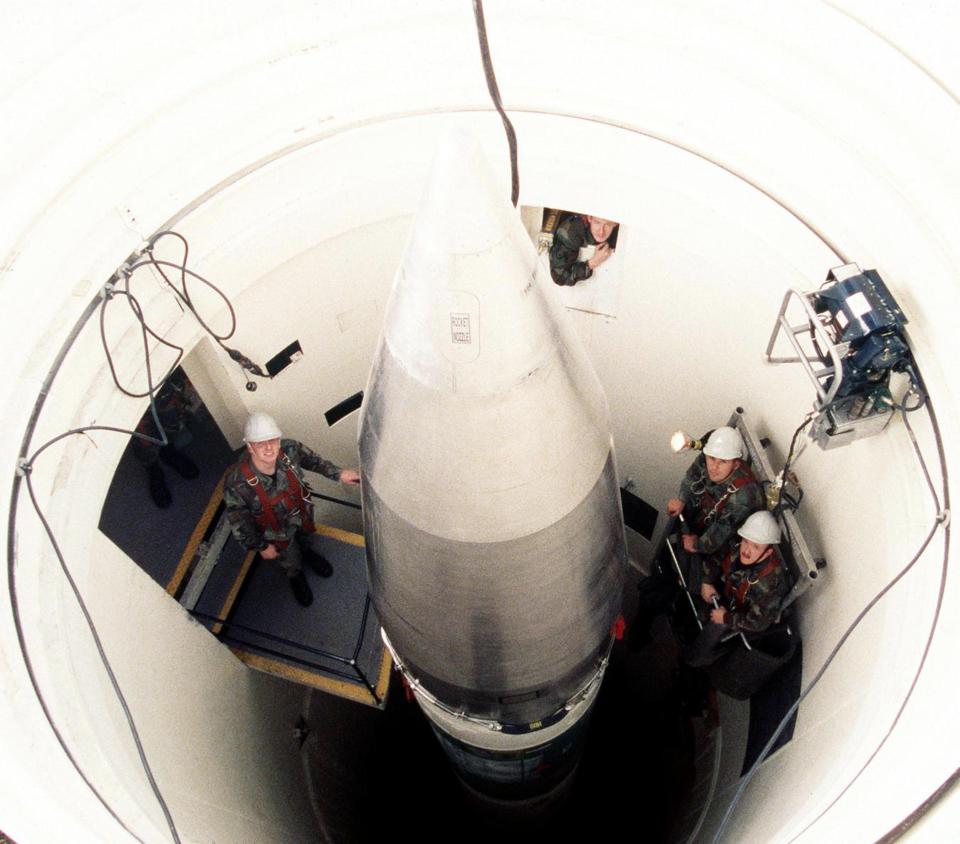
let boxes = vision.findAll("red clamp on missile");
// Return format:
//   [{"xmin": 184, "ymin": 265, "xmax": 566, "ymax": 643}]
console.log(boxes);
[{"xmin": 610, "ymin": 614, "xmax": 626, "ymax": 641}]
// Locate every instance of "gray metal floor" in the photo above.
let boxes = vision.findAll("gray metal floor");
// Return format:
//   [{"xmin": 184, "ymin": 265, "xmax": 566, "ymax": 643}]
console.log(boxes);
[
  {"xmin": 98, "ymin": 403, "xmax": 389, "ymax": 706},
  {"xmin": 98, "ymin": 407, "xmax": 235, "ymax": 588},
  {"xmin": 210, "ymin": 530, "xmax": 389, "ymax": 706}
]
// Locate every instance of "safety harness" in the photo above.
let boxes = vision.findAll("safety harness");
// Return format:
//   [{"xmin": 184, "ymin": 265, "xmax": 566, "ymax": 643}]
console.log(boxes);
[
  {"xmin": 693, "ymin": 460, "xmax": 757, "ymax": 531},
  {"xmin": 240, "ymin": 453, "xmax": 315, "ymax": 545},
  {"xmin": 721, "ymin": 547, "xmax": 781, "ymax": 611}
]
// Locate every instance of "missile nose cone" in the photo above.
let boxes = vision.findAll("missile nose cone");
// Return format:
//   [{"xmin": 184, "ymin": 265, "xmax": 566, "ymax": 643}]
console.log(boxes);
[
  {"xmin": 415, "ymin": 128, "xmax": 513, "ymax": 256},
  {"xmin": 383, "ymin": 127, "xmax": 564, "ymax": 401},
  {"xmin": 366, "ymin": 131, "xmax": 612, "ymax": 541},
  {"xmin": 359, "ymin": 130, "xmax": 625, "ymax": 779}
]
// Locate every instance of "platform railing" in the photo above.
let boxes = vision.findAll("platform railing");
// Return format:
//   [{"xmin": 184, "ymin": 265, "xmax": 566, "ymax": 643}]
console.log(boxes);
[{"xmin": 190, "ymin": 591, "xmax": 382, "ymax": 704}]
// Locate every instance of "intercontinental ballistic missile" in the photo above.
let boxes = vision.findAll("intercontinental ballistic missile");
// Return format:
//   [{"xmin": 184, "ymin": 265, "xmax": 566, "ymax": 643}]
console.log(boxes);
[{"xmin": 359, "ymin": 130, "xmax": 626, "ymax": 803}]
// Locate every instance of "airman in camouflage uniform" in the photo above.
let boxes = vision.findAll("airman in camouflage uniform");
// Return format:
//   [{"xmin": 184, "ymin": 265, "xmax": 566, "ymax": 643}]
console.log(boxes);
[
  {"xmin": 671, "ymin": 453, "xmax": 764, "ymax": 560},
  {"xmin": 549, "ymin": 214, "xmax": 619, "ymax": 286},
  {"xmin": 134, "ymin": 369, "xmax": 201, "ymax": 508},
  {"xmin": 224, "ymin": 413, "xmax": 360, "ymax": 607},
  {"xmin": 701, "ymin": 541, "xmax": 790, "ymax": 634}
]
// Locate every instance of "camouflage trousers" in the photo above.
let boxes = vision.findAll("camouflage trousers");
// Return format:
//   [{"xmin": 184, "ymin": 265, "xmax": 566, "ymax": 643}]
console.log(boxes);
[{"xmin": 268, "ymin": 531, "xmax": 325, "ymax": 579}]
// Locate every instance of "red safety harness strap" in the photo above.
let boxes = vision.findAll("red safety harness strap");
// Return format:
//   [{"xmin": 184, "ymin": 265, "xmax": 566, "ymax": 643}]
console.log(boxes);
[
  {"xmin": 723, "ymin": 551, "xmax": 780, "ymax": 610},
  {"xmin": 240, "ymin": 457, "xmax": 315, "ymax": 542},
  {"xmin": 698, "ymin": 460, "xmax": 755, "ymax": 529}
]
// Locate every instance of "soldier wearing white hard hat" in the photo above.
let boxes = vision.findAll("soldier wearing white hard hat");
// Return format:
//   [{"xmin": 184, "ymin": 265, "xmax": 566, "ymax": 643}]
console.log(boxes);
[
  {"xmin": 700, "ymin": 510, "xmax": 790, "ymax": 633},
  {"xmin": 666, "ymin": 426, "xmax": 764, "ymax": 564},
  {"xmin": 223, "ymin": 412, "xmax": 360, "ymax": 608}
]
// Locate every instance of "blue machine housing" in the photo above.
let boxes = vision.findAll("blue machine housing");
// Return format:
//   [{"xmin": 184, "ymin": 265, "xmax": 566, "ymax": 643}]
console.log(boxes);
[{"xmin": 815, "ymin": 269, "xmax": 911, "ymax": 399}]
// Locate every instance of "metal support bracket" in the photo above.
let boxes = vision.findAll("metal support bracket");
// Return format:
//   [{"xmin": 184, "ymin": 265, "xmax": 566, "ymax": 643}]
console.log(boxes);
[{"xmin": 765, "ymin": 287, "xmax": 846, "ymax": 409}]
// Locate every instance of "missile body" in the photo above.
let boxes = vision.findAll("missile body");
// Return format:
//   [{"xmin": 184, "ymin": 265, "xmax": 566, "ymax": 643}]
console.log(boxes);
[{"xmin": 359, "ymin": 131, "xmax": 626, "ymax": 800}]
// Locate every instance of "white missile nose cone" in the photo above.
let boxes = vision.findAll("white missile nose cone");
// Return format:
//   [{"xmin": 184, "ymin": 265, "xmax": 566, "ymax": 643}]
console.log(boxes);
[
  {"xmin": 416, "ymin": 128, "xmax": 513, "ymax": 256},
  {"xmin": 359, "ymin": 126, "xmax": 626, "ymax": 747},
  {"xmin": 383, "ymin": 127, "xmax": 570, "ymax": 399},
  {"xmin": 364, "ymin": 126, "xmax": 613, "ymax": 541}
]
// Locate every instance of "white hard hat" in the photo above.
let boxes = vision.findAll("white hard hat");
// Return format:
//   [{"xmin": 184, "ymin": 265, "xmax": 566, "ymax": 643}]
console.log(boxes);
[
  {"xmin": 243, "ymin": 412, "xmax": 282, "ymax": 443},
  {"xmin": 738, "ymin": 511, "xmax": 781, "ymax": 545},
  {"xmin": 703, "ymin": 426, "xmax": 744, "ymax": 460}
]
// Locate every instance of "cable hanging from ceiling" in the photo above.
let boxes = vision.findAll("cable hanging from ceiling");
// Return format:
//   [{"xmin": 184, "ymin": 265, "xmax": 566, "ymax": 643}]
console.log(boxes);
[
  {"xmin": 8, "ymin": 227, "xmax": 267, "ymax": 844},
  {"xmin": 101, "ymin": 229, "xmax": 270, "ymax": 396},
  {"xmin": 712, "ymin": 376, "xmax": 950, "ymax": 843},
  {"xmin": 473, "ymin": 0, "xmax": 519, "ymax": 207}
]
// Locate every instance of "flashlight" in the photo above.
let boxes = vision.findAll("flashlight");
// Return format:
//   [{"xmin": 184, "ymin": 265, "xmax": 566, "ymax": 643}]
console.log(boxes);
[{"xmin": 670, "ymin": 431, "xmax": 704, "ymax": 453}]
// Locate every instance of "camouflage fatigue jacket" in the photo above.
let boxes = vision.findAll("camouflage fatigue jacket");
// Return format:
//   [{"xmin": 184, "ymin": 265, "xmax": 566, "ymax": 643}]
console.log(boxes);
[
  {"xmin": 223, "ymin": 439, "xmax": 342, "ymax": 550},
  {"xmin": 705, "ymin": 544, "xmax": 790, "ymax": 633},
  {"xmin": 678, "ymin": 455, "xmax": 764, "ymax": 556},
  {"xmin": 549, "ymin": 215, "xmax": 597, "ymax": 286}
]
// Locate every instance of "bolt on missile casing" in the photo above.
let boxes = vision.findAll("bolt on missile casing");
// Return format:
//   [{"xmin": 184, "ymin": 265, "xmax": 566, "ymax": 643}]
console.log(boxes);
[{"xmin": 359, "ymin": 130, "xmax": 626, "ymax": 797}]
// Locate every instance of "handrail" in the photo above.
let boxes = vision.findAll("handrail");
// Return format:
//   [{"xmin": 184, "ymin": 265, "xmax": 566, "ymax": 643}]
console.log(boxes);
[
  {"xmin": 664, "ymin": 531, "xmax": 752, "ymax": 650},
  {"xmin": 190, "ymin": 591, "xmax": 382, "ymax": 704},
  {"xmin": 764, "ymin": 288, "xmax": 846, "ymax": 407}
]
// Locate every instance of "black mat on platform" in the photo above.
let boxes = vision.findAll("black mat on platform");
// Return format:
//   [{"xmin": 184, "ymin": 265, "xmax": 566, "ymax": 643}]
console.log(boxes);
[
  {"xmin": 215, "ymin": 534, "xmax": 383, "ymax": 692},
  {"xmin": 98, "ymin": 408, "xmax": 234, "ymax": 588}
]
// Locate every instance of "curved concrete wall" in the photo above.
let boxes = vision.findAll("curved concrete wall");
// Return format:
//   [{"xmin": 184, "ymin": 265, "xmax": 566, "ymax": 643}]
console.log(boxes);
[{"xmin": 1, "ymin": 2, "xmax": 957, "ymax": 841}]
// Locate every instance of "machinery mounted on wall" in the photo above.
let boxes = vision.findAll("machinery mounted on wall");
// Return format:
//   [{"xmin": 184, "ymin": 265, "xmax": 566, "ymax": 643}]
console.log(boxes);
[{"xmin": 766, "ymin": 263, "xmax": 919, "ymax": 449}]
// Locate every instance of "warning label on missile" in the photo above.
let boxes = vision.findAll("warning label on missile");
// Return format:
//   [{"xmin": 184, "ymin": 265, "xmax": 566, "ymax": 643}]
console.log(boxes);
[
  {"xmin": 450, "ymin": 313, "xmax": 472, "ymax": 344},
  {"xmin": 436, "ymin": 291, "xmax": 479, "ymax": 364}
]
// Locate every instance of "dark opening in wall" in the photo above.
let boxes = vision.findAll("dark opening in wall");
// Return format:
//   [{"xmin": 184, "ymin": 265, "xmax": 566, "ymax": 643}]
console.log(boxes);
[
  {"xmin": 265, "ymin": 340, "xmax": 303, "ymax": 377},
  {"xmin": 620, "ymin": 488, "xmax": 658, "ymax": 540},
  {"xmin": 325, "ymin": 391, "xmax": 364, "ymax": 426}
]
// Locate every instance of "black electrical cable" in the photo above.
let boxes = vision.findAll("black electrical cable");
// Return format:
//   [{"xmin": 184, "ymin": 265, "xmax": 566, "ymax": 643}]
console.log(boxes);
[
  {"xmin": 12, "ymin": 306, "xmax": 182, "ymax": 842},
  {"xmin": 99, "ymin": 231, "xmax": 268, "ymax": 399},
  {"xmin": 785, "ymin": 391, "xmax": 950, "ymax": 842},
  {"xmin": 101, "ymin": 288, "xmax": 183, "ymax": 398},
  {"xmin": 472, "ymin": 0, "xmax": 520, "ymax": 207},
  {"xmin": 7, "ymin": 297, "xmax": 147, "ymax": 843},
  {"xmin": 876, "ymin": 765, "xmax": 960, "ymax": 843},
  {"xmin": 22, "ymin": 432, "xmax": 180, "ymax": 843},
  {"xmin": 772, "ymin": 413, "xmax": 814, "ymax": 511},
  {"xmin": 775, "ymin": 393, "xmax": 853, "ymax": 507},
  {"xmin": 14, "ymin": 228, "xmax": 267, "ymax": 840},
  {"xmin": 712, "ymin": 396, "xmax": 950, "ymax": 843},
  {"xmin": 4, "ymin": 235, "xmax": 261, "ymax": 842},
  {"xmin": 891, "ymin": 364, "xmax": 927, "ymax": 413}
]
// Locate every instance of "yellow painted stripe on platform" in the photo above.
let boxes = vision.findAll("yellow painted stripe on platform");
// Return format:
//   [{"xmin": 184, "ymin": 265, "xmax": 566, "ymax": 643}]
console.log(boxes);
[
  {"xmin": 212, "ymin": 550, "xmax": 257, "ymax": 635},
  {"xmin": 233, "ymin": 650, "xmax": 384, "ymax": 706},
  {"xmin": 179, "ymin": 501, "xmax": 384, "ymax": 704},
  {"xmin": 374, "ymin": 645, "xmax": 393, "ymax": 700},
  {"xmin": 166, "ymin": 467, "xmax": 231, "ymax": 596},
  {"xmin": 312, "ymin": 523, "xmax": 365, "ymax": 547}
]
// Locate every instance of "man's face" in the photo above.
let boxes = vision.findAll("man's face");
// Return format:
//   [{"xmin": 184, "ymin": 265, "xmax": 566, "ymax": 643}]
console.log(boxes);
[
  {"xmin": 739, "ymin": 538, "xmax": 771, "ymax": 566},
  {"xmin": 705, "ymin": 455, "xmax": 736, "ymax": 483},
  {"xmin": 247, "ymin": 438, "xmax": 280, "ymax": 466},
  {"xmin": 587, "ymin": 216, "xmax": 618, "ymax": 244}
]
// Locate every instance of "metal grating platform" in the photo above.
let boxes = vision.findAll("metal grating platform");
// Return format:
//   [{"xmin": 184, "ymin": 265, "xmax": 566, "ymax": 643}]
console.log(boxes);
[{"xmin": 175, "ymin": 485, "xmax": 391, "ymax": 709}]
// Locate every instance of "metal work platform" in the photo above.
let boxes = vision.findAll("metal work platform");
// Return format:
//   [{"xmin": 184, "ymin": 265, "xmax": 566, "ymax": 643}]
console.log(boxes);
[{"xmin": 167, "ymin": 474, "xmax": 391, "ymax": 707}]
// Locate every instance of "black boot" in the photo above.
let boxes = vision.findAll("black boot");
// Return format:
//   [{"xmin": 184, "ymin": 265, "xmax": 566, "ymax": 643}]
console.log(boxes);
[
  {"xmin": 290, "ymin": 572, "xmax": 314, "ymax": 607},
  {"xmin": 147, "ymin": 464, "xmax": 172, "ymax": 508},
  {"xmin": 160, "ymin": 445, "xmax": 200, "ymax": 479},
  {"xmin": 301, "ymin": 545, "xmax": 333, "ymax": 578}
]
